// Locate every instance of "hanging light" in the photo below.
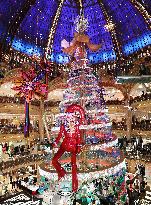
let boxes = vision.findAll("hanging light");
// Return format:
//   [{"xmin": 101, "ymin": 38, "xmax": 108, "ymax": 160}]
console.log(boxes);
[
  {"xmin": 104, "ymin": 20, "xmax": 115, "ymax": 32},
  {"xmin": 74, "ymin": 13, "xmax": 89, "ymax": 33}
]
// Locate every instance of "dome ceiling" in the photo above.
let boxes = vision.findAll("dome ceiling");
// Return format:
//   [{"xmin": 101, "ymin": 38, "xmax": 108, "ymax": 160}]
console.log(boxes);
[{"xmin": 0, "ymin": 0, "xmax": 151, "ymax": 64}]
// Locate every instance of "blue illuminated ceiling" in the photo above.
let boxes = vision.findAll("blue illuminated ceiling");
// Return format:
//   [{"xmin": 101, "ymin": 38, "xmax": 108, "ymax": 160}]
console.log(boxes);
[
  {"xmin": 0, "ymin": 0, "xmax": 151, "ymax": 64},
  {"xmin": 0, "ymin": 0, "xmax": 26, "ymax": 35}
]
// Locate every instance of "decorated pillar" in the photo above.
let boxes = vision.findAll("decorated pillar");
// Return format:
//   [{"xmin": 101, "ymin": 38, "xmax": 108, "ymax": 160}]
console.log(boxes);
[
  {"xmin": 37, "ymin": 167, "xmax": 41, "ymax": 184},
  {"xmin": 24, "ymin": 101, "xmax": 30, "ymax": 138},
  {"xmin": 39, "ymin": 100, "xmax": 45, "ymax": 142},
  {"xmin": 125, "ymin": 96, "xmax": 132, "ymax": 140},
  {"xmin": 123, "ymin": 85, "xmax": 133, "ymax": 140},
  {"xmin": 126, "ymin": 107, "xmax": 132, "ymax": 140}
]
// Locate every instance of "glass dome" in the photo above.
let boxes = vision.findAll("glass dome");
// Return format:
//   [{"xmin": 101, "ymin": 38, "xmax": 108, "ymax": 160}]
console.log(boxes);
[{"xmin": 0, "ymin": 0, "xmax": 151, "ymax": 64}]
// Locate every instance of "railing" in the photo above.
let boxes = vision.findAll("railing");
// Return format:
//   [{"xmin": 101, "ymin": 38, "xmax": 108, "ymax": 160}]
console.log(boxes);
[
  {"xmin": 132, "ymin": 119, "xmax": 151, "ymax": 131},
  {"xmin": 130, "ymin": 93, "xmax": 151, "ymax": 104},
  {"xmin": 0, "ymin": 126, "xmax": 39, "ymax": 135},
  {"xmin": 106, "ymin": 100, "xmax": 125, "ymax": 105}
]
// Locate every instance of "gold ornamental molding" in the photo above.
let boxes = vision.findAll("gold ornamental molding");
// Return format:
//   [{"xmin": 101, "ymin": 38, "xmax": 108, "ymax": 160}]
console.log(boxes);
[
  {"xmin": 113, "ymin": 130, "xmax": 127, "ymax": 137},
  {"xmin": 101, "ymin": 80, "xmax": 134, "ymax": 99},
  {"xmin": 45, "ymin": 106, "xmax": 60, "ymax": 114},
  {"xmin": 108, "ymin": 105, "xmax": 127, "ymax": 114},
  {"xmin": 48, "ymin": 77, "xmax": 67, "ymax": 92},
  {"xmin": 131, "ymin": 100, "xmax": 151, "ymax": 111},
  {"xmin": 131, "ymin": 130, "xmax": 151, "ymax": 138}
]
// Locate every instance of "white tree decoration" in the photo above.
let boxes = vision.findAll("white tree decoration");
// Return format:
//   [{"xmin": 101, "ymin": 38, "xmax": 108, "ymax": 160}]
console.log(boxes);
[{"xmin": 74, "ymin": 14, "xmax": 89, "ymax": 33}]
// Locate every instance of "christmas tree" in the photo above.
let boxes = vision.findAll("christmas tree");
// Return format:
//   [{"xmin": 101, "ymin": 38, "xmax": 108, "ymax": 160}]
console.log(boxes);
[{"xmin": 40, "ymin": 14, "xmax": 127, "ymax": 205}]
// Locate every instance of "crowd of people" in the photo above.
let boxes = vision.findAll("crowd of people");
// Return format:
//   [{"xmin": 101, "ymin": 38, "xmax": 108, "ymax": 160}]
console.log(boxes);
[
  {"xmin": 129, "ymin": 92, "xmax": 151, "ymax": 104},
  {"xmin": 1, "ymin": 142, "xmax": 31, "ymax": 156},
  {"xmin": 118, "ymin": 136, "xmax": 151, "ymax": 160},
  {"xmin": 1, "ymin": 118, "xmax": 150, "ymax": 135},
  {"xmin": 0, "ymin": 154, "xmax": 44, "ymax": 171},
  {"xmin": 112, "ymin": 120, "xmax": 127, "ymax": 130},
  {"xmin": 1, "ymin": 92, "xmax": 151, "ymax": 109},
  {"xmin": 111, "ymin": 117, "xmax": 151, "ymax": 132},
  {"xmin": 106, "ymin": 99, "xmax": 125, "ymax": 105},
  {"xmin": 44, "ymin": 100, "xmax": 60, "ymax": 108},
  {"xmin": 0, "ymin": 166, "xmax": 38, "ymax": 202},
  {"xmin": 0, "ymin": 122, "xmax": 24, "ymax": 134},
  {"xmin": 126, "ymin": 168, "xmax": 148, "ymax": 205},
  {"xmin": 132, "ymin": 117, "xmax": 151, "ymax": 131},
  {"xmin": 0, "ymin": 121, "xmax": 39, "ymax": 134},
  {"xmin": 118, "ymin": 135, "xmax": 150, "ymax": 205}
]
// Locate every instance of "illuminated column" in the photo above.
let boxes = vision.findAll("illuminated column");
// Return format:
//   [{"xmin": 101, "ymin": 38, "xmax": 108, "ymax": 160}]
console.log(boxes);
[
  {"xmin": 123, "ymin": 84, "xmax": 134, "ymax": 140},
  {"xmin": 39, "ymin": 100, "xmax": 45, "ymax": 142},
  {"xmin": 126, "ymin": 108, "xmax": 132, "ymax": 139},
  {"xmin": 37, "ymin": 167, "xmax": 41, "ymax": 184},
  {"xmin": 125, "ymin": 99, "xmax": 132, "ymax": 140}
]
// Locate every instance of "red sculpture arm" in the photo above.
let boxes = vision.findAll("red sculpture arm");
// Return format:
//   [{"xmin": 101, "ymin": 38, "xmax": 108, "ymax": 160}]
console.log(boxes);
[{"xmin": 53, "ymin": 124, "xmax": 65, "ymax": 146}]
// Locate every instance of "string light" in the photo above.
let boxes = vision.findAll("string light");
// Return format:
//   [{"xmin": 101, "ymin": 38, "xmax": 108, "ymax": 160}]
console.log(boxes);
[
  {"xmin": 130, "ymin": 0, "xmax": 151, "ymax": 28},
  {"xmin": 45, "ymin": 0, "xmax": 65, "ymax": 58},
  {"xmin": 104, "ymin": 20, "xmax": 115, "ymax": 32}
]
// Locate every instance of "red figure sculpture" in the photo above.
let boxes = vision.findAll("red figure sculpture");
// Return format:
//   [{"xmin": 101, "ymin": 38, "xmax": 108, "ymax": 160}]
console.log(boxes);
[{"xmin": 52, "ymin": 104, "xmax": 85, "ymax": 192}]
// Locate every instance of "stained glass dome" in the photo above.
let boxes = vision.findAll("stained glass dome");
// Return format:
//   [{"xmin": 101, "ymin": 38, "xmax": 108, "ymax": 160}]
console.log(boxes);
[{"xmin": 0, "ymin": 0, "xmax": 151, "ymax": 64}]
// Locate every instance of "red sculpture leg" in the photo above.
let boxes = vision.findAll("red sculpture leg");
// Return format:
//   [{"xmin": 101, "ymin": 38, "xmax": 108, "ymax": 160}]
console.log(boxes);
[
  {"xmin": 52, "ymin": 146, "xmax": 67, "ymax": 180},
  {"xmin": 71, "ymin": 152, "xmax": 78, "ymax": 192}
]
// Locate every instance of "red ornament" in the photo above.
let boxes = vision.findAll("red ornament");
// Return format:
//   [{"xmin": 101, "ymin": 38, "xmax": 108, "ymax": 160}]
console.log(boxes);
[
  {"xmin": 12, "ymin": 67, "xmax": 47, "ymax": 137},
  {"xmin": 12, "ymin": 67, "xmax": 47, "ymax": 102}
]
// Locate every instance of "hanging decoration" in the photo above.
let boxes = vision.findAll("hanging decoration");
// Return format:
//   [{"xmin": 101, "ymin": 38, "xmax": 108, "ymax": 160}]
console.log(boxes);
[
  {"xmin": 38, "ymin": 58, "xmax": 54, "ymax": 98},
  {"xmin": 12, "ymin": 67, "xmax": 47, "ymax": 137},
  {"xmin": 74, "ymin": 14, "xmax": 89, "ymax": 33},
  {"xmin": 62, "ymin": 32, "xmax": 101, "ymax": 56},
  {"xmin": 61, "ymin": 13, "xmax": 101, "ymax": 57},
  {"xmin": 39, "ymin": 59, "xmax": 53, "ymax": 84}
]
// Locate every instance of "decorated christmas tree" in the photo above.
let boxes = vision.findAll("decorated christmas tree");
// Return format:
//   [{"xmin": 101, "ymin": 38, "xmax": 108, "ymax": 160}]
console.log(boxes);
[{"xmin": 40, "ymin": 14, "xmax": 127, "ymax": 205}]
